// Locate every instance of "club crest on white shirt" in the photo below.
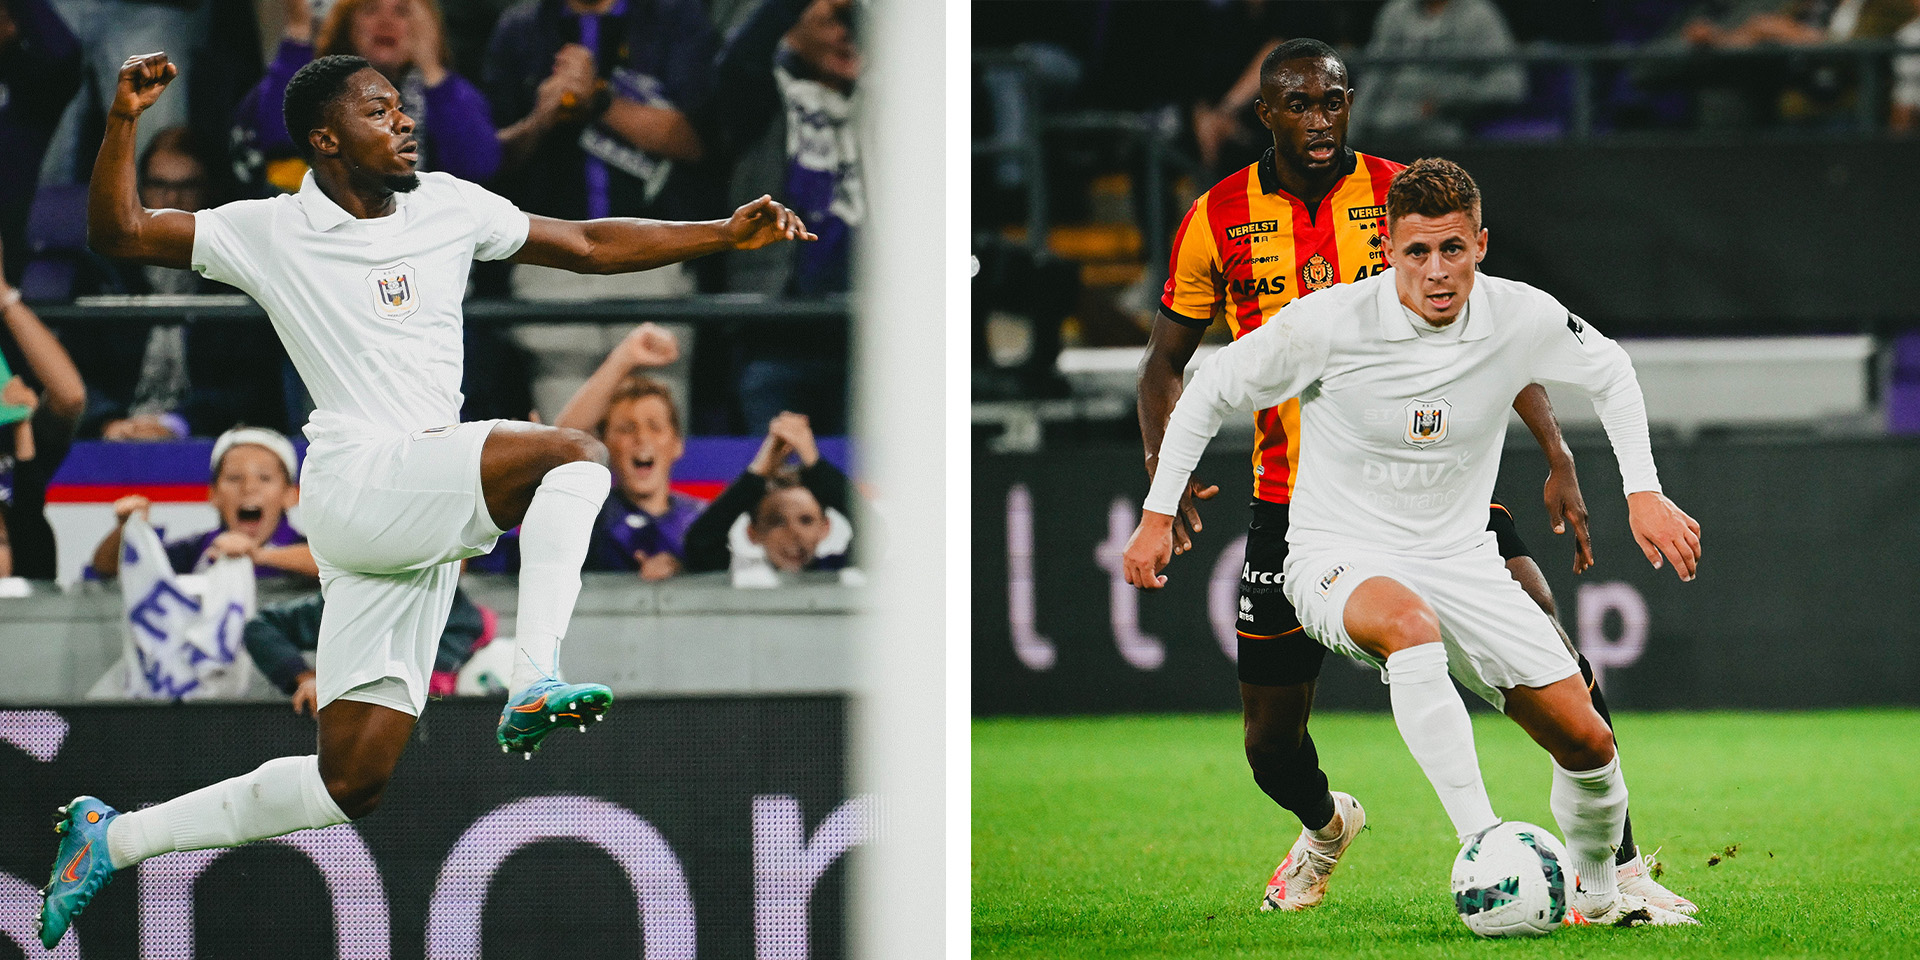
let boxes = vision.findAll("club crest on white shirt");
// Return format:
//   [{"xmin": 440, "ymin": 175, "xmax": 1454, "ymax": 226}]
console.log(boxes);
[
  {"xmin": 367, "ymin": 262, "xmax": 420, "ymax": 322},
  {"xmin": 1404, "ymin": 397, "xmax": 1451, "ymax": 447}
]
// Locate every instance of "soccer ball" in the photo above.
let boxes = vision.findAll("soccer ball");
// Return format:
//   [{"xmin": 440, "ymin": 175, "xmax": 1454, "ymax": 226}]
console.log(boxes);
[{"xmin": 1451, "ymin": 821, "xmax": 1569, "ymax": 938}]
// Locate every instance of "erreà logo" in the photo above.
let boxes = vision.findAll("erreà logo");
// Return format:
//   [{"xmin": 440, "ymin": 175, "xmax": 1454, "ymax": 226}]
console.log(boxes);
[
  {"xmin": 1226, "ymin": 220, "xmax": 1278, "ymax": 239},
  {"xmin": 366, "ymin": 261, "xmax": 420, "ymax": 322},
  {"xmin": 1404, "ymin": 397, "xmax": 1451, "ymax": 447},
  {"xmin": 1348, "ymin": 205, "xmax": 1386, "ymax": 221}
]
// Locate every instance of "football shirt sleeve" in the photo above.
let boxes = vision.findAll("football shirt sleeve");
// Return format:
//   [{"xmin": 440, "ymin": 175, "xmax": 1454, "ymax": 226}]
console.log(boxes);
[
  {"xmin": 455, "ymin": 179, "xmax": 532, "ymax": 262},
  {"xmin": 1159, "ymin": 197, "xmax": 1219, "ymax": 328},
  {"xmin": 190, "ymin": 201, "xmax": 274, "ymax": 296},
  {"xmin": 1527, "ymin": 298, "xmax": 1661, "ymax": 495},
  {"xmin": 1144, "ymin": 302, "xmax": 1333, "ymax": 515}
]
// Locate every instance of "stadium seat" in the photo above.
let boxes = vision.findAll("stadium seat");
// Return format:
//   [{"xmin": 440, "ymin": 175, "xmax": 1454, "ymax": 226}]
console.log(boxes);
[{"xmin": 21, "ymin": 183, "xmax": 90, "ymax": 301}]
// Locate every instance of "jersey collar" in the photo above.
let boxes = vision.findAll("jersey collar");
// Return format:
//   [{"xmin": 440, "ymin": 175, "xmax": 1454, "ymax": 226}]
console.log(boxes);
[
  {"xmin": 296, "ymin": 171, "xmax": 408, "ymax": 232},
  {"xmin": 1256, "ymin": 146, "xmax": 1358, "ymax": 197},
  {"xmin": 1374, "ymin": 269, "xmax": 1494, "ymax": 342}
]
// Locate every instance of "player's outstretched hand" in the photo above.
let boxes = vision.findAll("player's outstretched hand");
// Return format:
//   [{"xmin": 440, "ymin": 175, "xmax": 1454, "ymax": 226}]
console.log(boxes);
[
  {"xmin": 1543, "ymin": 465, "xmax": 1593, "ymax": 573},
  {"xmin": 1627, "ymin": 490, "xmax": 1700, "ymax": 581},
  {"xmin": 725, "ymin": 195, "xmax": 818, "ymax": 250},
  {"xmin": 1123, "ymin": 511, "xmax": 1175, "ymax": 589},
  {"xmin": 1171, "ymin": 476, "xmax": 1220, "ymax": 556},
  {"xmin": 112, "ymin": 53, "xmax": 177, "ymax": 120},
  {"xmin": 617, "ymin": 322, "xmax": 679, "ymax": 368}
]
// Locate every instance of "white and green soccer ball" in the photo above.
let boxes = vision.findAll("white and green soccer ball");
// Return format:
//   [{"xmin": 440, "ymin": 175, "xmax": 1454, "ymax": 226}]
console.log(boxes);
[{"xmin": 1451, "ymin": 821, "xmax": 1570, "ymax": 938}]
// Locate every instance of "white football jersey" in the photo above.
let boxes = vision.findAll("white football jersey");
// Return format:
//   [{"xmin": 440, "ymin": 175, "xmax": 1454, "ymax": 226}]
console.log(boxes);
[
  {"xmin": 191, "ymin": 171, "xmax": 530, "ymax": 457},
  {"xmin": 1145, "ymin": 269, "xmax": 1661, "ymax": 559}
]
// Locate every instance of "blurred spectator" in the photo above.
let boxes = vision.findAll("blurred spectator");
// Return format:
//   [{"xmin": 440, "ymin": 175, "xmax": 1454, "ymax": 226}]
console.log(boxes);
[
  {"xmin": 88, "ymin": 425, "xmax": 316, "ymax": 581},
  {"xmin": 236, "ymin": 0, "xmax": 501, "ymax": 194},
  {"xmin": 38, "ymin": 0, "xmax": 204, "ymax": 186},
  {"xmin": 1895, "ymin": 0, "xmax": 1920, "ymax": 131},
  {"xmin": 699, "ymin": 0, "xmax": 858, "ymax": 434},
  {"xmin": 474, "ymin": 324, "xmax": 703, "ymax": 579},
  {"xmin": 1347, "ymin": 0, "xmax": 1526, "ymax": 146},
  {"xmin": 484, "ymin": 0, "xmax": 716, "ymax": 221},
  {"xmin": 0, "ymin": 0, "xmax": 82, "ymax": 283},
  {"xmin": 245, "ymin": 585, "xmax": 496, "ymax": 713},
  {"xmin": 705, "ymin": 0, "xmax": 860, "ymax": 296},
  {"xmin": 0, "ymin": 239, "xmax": 84, "ymax": 578},
  {"xmin": 682, "ymin": 410, "xmax": 856, "ymax": 577},
  {"xmin": 64, "ymin": 125, "xmax": 294, "ymax": 439},
  {"xmin": 1652, "ymin": 0, "xmax": 1912, "ymax": 128}
]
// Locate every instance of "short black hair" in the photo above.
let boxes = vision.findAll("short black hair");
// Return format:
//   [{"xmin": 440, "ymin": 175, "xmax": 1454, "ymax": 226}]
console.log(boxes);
[
  {"xmin": 283, "ymin": 54, "xmax": 372, "ymax": 161},
  {"xmin": 1259, "ymin": 38, "xmax": 1347, "ymax": 89}
]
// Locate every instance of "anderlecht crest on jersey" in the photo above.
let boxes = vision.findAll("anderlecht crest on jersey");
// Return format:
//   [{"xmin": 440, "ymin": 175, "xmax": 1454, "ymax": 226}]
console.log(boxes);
[
  {"xmin": 1404, "ymin": 397, "xmax": 1451, "ymax": 447},
  {"xmin": 367, "ymin": 262, "xmax": 420, "ymax": 322}
]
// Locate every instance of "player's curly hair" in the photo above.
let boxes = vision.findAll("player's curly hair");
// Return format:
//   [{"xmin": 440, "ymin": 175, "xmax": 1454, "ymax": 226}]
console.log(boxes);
[
  {"xmin": 1386, "ymin": 158, "xmax": 1482, "ymax": 229},
  {"xmin": 283, "ymin": 54, "xmax": 372, "ymax": 161}
]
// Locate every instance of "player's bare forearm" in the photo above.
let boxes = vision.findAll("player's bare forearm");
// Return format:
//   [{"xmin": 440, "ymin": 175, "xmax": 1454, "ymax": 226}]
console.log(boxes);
[
  {"xmin": 1137, "ymin": 317, "xmax": 1206, "ymax": 467},
  {"xmin": 517, "ymin": 196, "xmax": 813, "ymax": 275},
  {"xmin": 1138, "ymin": 316, "xmax": 1217, "ymax": 551},
  {"xmin": 1514, "ymin": 383, "xmax": 1592, "ymax": 570},
  {"xmin": 517, "ymin": 215, "xmax": 730, "ymax": 273},
  {"xmin": 88, "ymin": 57, "xmax": 195, "ymax": 267},
  {"xmin": 1512, "ymin": 383, "xmax": 1573, "ymax": 470}
]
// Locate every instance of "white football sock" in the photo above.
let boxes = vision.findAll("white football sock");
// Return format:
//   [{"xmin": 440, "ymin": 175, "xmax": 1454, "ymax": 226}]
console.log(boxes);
[
  {"xmin": 509, "ymin": 460, "xmax": 611, "ymax": 696},
  {"xmin": 1384, "ymin": 643, "xmax": 1499, "ymax": 842},
  {"xmin": 105, "ymin": 755, "xmax": 348, "ymax": 870},
  {"xmin": 1553, "ymin": 755, "xmax": 1628, "ymax": 909}
]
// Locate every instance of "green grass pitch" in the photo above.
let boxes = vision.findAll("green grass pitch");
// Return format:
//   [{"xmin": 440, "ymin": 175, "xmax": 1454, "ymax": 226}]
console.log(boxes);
[{"xmin": 973, "ymin": 710, "xmax": 1920, "ymax": 958}]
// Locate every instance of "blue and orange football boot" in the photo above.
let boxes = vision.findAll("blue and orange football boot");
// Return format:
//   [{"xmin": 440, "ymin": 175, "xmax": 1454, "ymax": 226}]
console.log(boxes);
[
  {"xmin": 496, "ymin": 678, "xmax": 614, "ymax": 758},
  {"xmin": 39, "ymin": 796, "xmax": 120, "ymax": 948}
]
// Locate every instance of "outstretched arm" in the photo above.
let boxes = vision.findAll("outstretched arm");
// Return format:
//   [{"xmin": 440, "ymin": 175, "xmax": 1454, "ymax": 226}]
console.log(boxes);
[
  {"xmin": 1124, "ymin": 305, "xmax": 1332, "ymax": 589},
  {"xmin": 1511, "ymin": 383, "xmax": 1592, "ymax": 573},
  {"xmin": 513, "ymin": 195, "xmax": 815, "ymax": 275},
  {"xmin": 87, "ymin": 53, "xmax": 196, "ymax": 268}
]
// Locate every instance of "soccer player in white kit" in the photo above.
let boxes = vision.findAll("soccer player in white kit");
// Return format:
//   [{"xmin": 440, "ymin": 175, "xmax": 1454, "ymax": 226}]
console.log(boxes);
[
  {"xmin": 38, "ymin": 52, "xmax": 815, "ymax": 946},
  {"xmin": 1122, "ymin": 158, "xmax": 1703, "ymax": 928}
]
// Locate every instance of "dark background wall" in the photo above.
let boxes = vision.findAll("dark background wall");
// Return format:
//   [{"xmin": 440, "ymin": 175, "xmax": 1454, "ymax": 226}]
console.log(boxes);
[
  {"xmin": 0, "ymin": 699, "xmax": 854, "ymax": 959},
  {"xmin": 974, "ymin": 436, "xmax": 1920, "ymax": 714}
]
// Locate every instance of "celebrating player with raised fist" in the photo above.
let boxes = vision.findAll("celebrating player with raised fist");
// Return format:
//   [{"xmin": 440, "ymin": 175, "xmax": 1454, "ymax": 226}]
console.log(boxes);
[{"xmin": 39, "ymin": 50, "xmax": 814, "ymax": 949}]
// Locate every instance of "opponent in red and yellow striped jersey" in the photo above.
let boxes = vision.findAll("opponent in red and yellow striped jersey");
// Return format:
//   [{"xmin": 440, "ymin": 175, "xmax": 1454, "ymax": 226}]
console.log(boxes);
[{"xmin": 1159, "ymin": 147, "xmax": 1405, "ymax": 504}]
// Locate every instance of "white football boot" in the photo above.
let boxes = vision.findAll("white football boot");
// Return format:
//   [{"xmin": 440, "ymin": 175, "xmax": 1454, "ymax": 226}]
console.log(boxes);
[
  {"xmin": 1566, "ymin": 887, "xmax": 1701, "ymax": 928},
  {"xmin": 1616, "ymin": 847, "xmax": 1698, "ymax": 915},
  {"xmin": 1260, "ymin": 791, "xmax": 1365, "ymax": 911}
]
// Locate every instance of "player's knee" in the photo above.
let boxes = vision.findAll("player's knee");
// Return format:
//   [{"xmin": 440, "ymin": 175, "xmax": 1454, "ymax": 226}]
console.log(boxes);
[
  {"xmin": 553, "ymin": 427, "xmax": 608, "ymax": 468},
  {"xmin": 324, "ymin": 770, "xmax": 391, "ymax": 820},
  {"xmin": 1555, "ymin": 725, "xmax": 1616, "ymax": 773},
  {"xmin": 1378, "ymin": 601, "xmax": 1441, "ymax": 652},
  {"xmin": 1244, "ymin": 716, "xmax": 1303, "ymax": 769}
]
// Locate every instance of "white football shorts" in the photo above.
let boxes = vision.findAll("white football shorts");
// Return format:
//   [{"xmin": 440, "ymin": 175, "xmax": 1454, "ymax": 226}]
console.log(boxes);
[
  {"xmin": 301, "ymin": 419, "xmax": 505, "ymax": 715},
  {"xmin": 1282, "ymin": 537, "xmax": 1578, "ymax": 712}
]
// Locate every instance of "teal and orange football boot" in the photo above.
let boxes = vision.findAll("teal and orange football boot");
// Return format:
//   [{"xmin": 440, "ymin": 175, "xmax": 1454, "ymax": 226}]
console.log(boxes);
[
  {"xmin": 496, "ymin": 678, "xmax": 614, "ymax": 758},
  {"xmin": 39, "ymin": 796, "xmax": 120, "ymax": 948}
]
